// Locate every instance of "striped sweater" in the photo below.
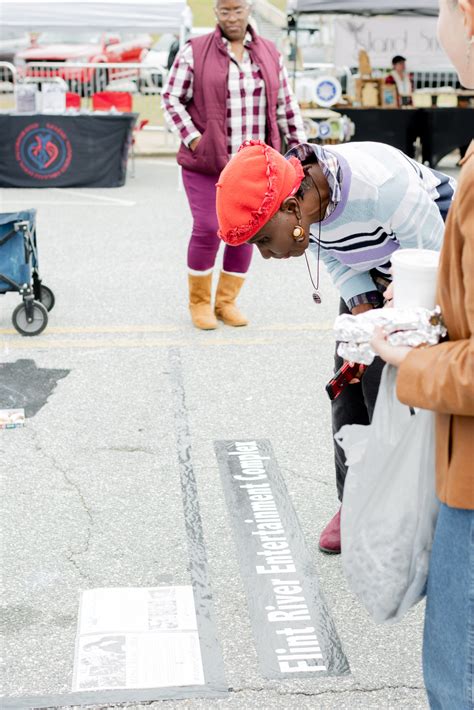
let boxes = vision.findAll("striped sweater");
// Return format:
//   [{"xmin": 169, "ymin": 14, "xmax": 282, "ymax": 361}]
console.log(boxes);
[{"xmin": 287, "ymin": 142, "xmax": 456, "ymax": 305}]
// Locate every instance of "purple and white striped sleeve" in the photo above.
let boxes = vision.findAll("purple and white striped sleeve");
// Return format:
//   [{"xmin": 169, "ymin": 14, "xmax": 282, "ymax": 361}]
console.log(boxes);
[
  {"xmin": 276, "ymin": 57, "xmax": 306, "ymax": 148},
  {"xmin": 161, "ymin": 44, "xmax": 201, "ymax": 147}
]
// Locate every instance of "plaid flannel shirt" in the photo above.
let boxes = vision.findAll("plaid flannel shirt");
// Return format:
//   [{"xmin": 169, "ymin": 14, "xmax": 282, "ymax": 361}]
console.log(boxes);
[{"xmin": 161, "ymin": 32, "xmax": 306, "ymax": 155}]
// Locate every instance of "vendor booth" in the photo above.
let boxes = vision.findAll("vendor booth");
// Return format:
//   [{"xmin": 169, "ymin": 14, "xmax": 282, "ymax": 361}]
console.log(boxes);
[
  {"xmin": 0, "ymin": 0, "xmax": 192, "ymax": 187},
  {"xmin": 339, "ymin": 106, "xmax": 473, "ymax": 166},
  {"xmin": 0, "ymin": 112, "xmax": 136, "ymax": 188},
  {"xmin": 288, "ymin": 0, "xmax": 473, "ymax": 165}
]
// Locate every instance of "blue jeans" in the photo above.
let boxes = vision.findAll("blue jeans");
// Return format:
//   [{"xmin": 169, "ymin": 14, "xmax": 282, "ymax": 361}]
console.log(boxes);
[{"xmin": 423, "ymin": 503, "xmax": 474, "ymax": 709}]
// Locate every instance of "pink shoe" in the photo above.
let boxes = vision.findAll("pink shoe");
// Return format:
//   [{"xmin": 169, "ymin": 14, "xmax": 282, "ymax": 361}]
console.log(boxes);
[{"xmin": 319, "ymin": 508, "xmax": 341, "ymax": 554}]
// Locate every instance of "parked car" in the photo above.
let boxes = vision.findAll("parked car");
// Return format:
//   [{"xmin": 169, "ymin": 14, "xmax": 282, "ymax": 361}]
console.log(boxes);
[
  {"xmin": 0, "ymin": 31, "xmax": 30, "ymax": 87},
  {"xmin": 15, "ymin": 31, "xmax": 152, "ymax": 93},
  {"xmin": 139, "ymin": 28, "xmax": 213, "ymax": 92},
  {"xmin": 139, "ymin": 33, "xmax": 175, "ymax": 90},
  {"xmin": 0, "ymin": 31, "xmax": 30, "ymax": 64}
]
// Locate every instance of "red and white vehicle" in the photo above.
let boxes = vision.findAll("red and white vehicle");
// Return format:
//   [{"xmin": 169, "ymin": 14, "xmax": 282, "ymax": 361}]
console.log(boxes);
[{"xmin": 15, "ymin": 31, "xmax": 152, "ymax": 92}]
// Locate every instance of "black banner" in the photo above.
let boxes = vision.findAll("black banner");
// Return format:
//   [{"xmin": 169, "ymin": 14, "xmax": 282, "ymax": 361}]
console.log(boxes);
[{"xmin": 0, "ymin": 112, "xmax": 137, "ymax": 188}]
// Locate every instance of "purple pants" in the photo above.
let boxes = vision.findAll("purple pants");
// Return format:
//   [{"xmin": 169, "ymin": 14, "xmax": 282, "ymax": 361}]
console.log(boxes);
[{"xmin": 182, "ymin": 168, "xmax": 253, "ymax": 274}]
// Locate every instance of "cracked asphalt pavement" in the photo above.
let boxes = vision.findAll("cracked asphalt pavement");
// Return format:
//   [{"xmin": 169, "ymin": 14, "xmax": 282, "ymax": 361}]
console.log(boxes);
[{"xmin": 1, "ymin": 158, "xmax": 454, "ymax": 709}]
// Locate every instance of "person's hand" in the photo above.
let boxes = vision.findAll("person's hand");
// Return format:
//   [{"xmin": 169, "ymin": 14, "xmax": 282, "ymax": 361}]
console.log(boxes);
[
  {"xmin": 383, "ymin": 283, "xmax": 394, "ymax": 308},
  {"xmin": 345, "ymin": 361, "xmax": 365, "ymax": 384},
  {"xmin": 371, "ymin": 327, "xmax": 411, "ymax": 367},
  {"xmin": 189, "ymin": 136, "xmax": 202, "ymax": 152},
  {"xmin": 346, "ymin": 304, "xmax": 373, "ymax": 381}
]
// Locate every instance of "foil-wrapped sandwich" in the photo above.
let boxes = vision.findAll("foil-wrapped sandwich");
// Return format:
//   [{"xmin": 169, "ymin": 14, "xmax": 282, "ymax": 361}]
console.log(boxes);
[{"xmin": 335, "ymin": 307, "xmax": 447, "ymax": 365}]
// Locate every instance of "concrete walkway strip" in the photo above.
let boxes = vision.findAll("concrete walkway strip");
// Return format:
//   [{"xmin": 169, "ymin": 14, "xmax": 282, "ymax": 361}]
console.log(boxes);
[{"xmin": 214, "ymin": 439, "xmax": 350, "ymax": 680}]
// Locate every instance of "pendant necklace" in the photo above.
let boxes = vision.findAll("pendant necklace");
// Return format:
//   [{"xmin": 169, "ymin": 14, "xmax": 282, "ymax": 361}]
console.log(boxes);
[{"xmin": 304, "ymin": 173, "xmax": 324, "ymax": 304}]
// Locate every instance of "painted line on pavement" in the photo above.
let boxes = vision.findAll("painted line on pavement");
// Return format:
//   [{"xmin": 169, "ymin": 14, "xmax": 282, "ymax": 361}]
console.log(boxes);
[
  {"xmin": 0, "ymin": 201, "xmax": 135, "ymax": 207},
  {"xmin": 146, "ymin": 159, "xmax": 179, "ymax": 167},
  {"xmin": 0, "ymin": 322, "xmax": 333, "ymax": 351},
  {"xmin": 169, "ymin": 347, "xmax": 228, "ymax": 692},
  {"xmin": 54, "ymin": 188, "xmax": 135, "ymax": 206},
  {"xmin": 260, "ymin": 322, "xmax": 332, "ymax": 332},
  {"xmin": 0, "ymin": 322, "xmax": 332, "ymax": 336},
  {"xmin": 214, "ymin": 439, "xmax": 350, "ymax": 679},
  {"xmin": 0, "ymin": 324, "xmax": 183, "ymax": 335},
  {"xmin": 1, "ymin": 335, "xmax": 330, "ymax": 351}
]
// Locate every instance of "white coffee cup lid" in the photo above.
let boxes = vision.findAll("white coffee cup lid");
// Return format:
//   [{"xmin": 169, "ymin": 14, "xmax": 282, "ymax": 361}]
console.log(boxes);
[{"xmin": 391, "ymin": 248, "xmax": 440, "ymax": 271}]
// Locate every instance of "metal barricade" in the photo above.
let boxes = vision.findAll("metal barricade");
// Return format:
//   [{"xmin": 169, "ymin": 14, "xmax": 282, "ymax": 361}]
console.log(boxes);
[
  {"xmin": 0, "ymin": 61, "xmax": 16, "ymax": 111},
  {"xmin": 7, "ymin": 61, "xmax": 173, "ymax": 129},
  {"xmin": 369, "ymin": 66, "xmax": 460, "ymax": 91}
]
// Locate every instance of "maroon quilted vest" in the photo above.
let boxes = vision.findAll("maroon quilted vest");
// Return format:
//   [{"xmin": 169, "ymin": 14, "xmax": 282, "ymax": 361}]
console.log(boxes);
[{"xmin": 177, "ymin": 26, "xmax": 282, "ymax": 176}]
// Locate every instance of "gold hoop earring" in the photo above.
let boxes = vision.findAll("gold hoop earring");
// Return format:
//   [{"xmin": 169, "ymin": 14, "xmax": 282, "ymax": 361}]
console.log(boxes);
[{"xmin": 292, "ymin": 225, "xmax": 305, "ymax": 242}]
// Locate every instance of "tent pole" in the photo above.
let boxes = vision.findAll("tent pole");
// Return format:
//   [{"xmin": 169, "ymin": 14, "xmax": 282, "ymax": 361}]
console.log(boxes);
[{"xmin": 292, "ymin": 13, "xmax": 299, "ymax": 91}]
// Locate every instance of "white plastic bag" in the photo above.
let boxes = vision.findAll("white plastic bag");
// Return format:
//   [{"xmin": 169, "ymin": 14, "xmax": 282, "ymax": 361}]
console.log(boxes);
[{"xmin": 336, "ymin": 365, "xmax": 439, "ymax": 624}]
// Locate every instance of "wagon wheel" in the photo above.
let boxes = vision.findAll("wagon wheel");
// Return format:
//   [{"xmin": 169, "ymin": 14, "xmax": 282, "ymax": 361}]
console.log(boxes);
[
  {"xmin": 39, "ymin": 284, "xmax": 55, "ymax": 312},
  {"xmin": 12, "ymin": 302, "xmax": 48, "ymax": 336}
]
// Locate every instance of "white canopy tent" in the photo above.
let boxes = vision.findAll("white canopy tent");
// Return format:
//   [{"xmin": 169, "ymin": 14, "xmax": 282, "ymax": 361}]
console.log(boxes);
[
  {"xmin": 286, "ymin": 0, "xmax": 453, "ymax": 72},
  {"xmin": 287, "ymin": 0, "xmax": 438, "ymax": 16},
  {"xmin": 1, "ymin": 0, "xmax": 192, "ymax": 33}
]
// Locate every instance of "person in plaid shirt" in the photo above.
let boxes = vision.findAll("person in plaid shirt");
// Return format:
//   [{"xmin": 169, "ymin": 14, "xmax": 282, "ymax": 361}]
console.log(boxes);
[{"xmin": 162, "ymin": 0, "xmax": 306, "ymax": 330}]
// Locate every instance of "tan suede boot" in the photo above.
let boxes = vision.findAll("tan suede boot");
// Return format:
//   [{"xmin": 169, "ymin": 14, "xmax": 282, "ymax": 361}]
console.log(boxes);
[
  {"xmin": 214, "ymin": 272, "xmax": 248, "ymax": 327},
  {"xmin": 188, "ymin": 273, "xmax": 218, "ymax": 330}
]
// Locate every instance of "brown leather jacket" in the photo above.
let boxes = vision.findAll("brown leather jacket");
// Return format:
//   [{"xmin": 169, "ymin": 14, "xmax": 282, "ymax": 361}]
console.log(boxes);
[{"xmin": 397, "ymin": 142, "xmax": 474, "ymax": 509}]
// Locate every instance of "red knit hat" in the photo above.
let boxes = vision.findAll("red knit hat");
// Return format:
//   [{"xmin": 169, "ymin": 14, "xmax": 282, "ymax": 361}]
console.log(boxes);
[{"xmin": 216, "ymin": 140, "xmax": 305, "ymax": 246}]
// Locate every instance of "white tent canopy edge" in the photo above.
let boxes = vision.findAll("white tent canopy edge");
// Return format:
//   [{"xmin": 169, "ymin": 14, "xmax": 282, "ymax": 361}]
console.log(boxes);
[
  {"xmin": 287, "ymin": 0, "xmax": 438, "ymax": 16},
  {"xmin": 1, "ymin": 0, "xmax": 192, "ymax": 33}
]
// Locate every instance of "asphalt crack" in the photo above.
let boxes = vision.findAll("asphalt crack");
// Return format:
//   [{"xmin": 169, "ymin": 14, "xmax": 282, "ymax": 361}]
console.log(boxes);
[
  {"xmin": 229, "ymin": 682, "xmax": 424, "ymax": 697},
  {"xmin": 281, "ymin": 466, "xmax": 331, "ymax": 486},
  {"xmin": 95, "ymin": 445, "xmax": 156, "ymax": 455},
  {"xmin": 31, "ymin": 429, "xmax": 94, "ymax": 581}
]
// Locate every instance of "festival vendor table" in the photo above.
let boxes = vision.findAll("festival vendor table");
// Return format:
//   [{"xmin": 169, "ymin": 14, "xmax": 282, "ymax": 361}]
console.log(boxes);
[
  {"xmin": 417, "ymin": 108, "xmax": 474, "ymax": 167},
  {"xmin": 0, "ymin": 112, "xmax": 137, "ymax": 188},
  {"xmin": 340, "ymin": 107, "xmax": 473, "ymax": 165},
  {"xmin": 340, "ymin": 108, "xmax": 419, "ymax": 157}
]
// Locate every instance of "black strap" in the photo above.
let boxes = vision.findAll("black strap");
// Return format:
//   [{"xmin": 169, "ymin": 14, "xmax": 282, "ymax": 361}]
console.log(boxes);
[{"xmin": 0, "ymin": 229, "xmax": 17, "ymax": 246}]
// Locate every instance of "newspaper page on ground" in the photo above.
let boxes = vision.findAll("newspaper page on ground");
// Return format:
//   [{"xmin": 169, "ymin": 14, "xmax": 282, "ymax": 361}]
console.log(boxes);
[
  {"xmin": 72, "ymin": 586, "xmax": 205, "ymax": 691},
  {"xmin": 0, "ymin": 409, "xmax": 25, "ymax": 429}
]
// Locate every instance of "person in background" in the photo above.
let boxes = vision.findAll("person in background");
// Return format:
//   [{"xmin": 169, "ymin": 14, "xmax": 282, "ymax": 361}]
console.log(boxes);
[
  {"xmin": 215, "ymin": 138, "xmax": 455, "ymax": 554},
  {"xmin": 385, "ymin": 55, "xmax": 413, "ymax": 106},
  {"xmin": 372, "ymin": 1, "xmax": 474, "ymax": 707},
  {"xmin": 166, "ymin": 35, "xmax": 180, "ymax": 70},
  {"xmin": 161, "ymin": 0, "xmax": 306, "ymax": 330}
]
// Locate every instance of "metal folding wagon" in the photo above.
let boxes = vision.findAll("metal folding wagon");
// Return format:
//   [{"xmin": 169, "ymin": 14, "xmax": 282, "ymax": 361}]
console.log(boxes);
[{"xmin": 0, "ymin": 209, "xmax": 55, "ymax": 335}]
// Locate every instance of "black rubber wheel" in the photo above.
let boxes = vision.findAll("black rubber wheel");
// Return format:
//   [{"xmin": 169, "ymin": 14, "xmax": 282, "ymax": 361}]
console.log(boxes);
[
  {"xmin": 12, "ymin": 302, "xmax": 48, "ymax": 336},
  {"xmin": 39, "ymin": 284, "xmax": 55, "ymax": 312}
]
